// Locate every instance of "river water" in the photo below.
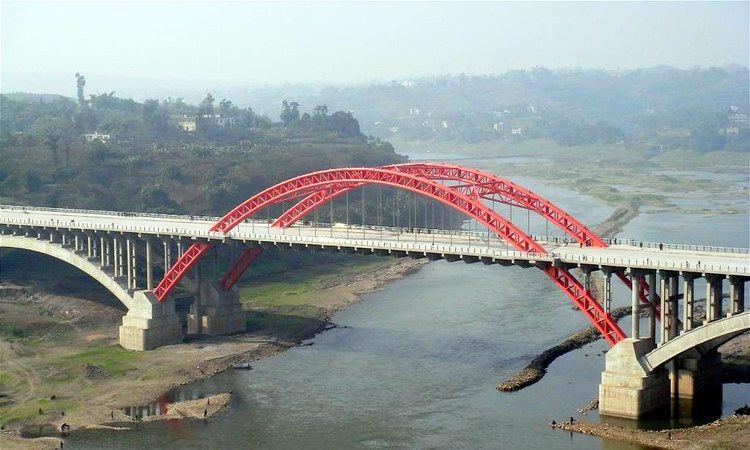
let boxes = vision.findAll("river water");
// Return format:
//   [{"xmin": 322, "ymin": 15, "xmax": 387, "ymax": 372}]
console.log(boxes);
[{"xmin": 67, "ymin": 154, "xmax": 749, "ymax": 449}]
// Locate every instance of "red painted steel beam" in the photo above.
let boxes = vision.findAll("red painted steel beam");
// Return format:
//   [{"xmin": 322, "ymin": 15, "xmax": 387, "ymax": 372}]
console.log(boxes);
[
  {"xmin": 277, "ymin": 162, "xmax": 660, "ymax": 317},
  {"xmin": 155, "ymin": 167, "xmax": 546, "ymax": 302},
  {"xmin": 219, "ymin": 247, "xmax": 264, "ymax": 291},
  {"xmin": 155, "ymin": 166, "xmax": 626, "ymax": 344}
]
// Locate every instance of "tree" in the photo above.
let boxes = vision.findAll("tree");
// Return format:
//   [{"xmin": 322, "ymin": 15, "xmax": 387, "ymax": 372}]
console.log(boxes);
[
  {"xmin": 199, "ymin": 93, "xmax": 215, "ymax": 115},
  {"xmin": 75, "ymin": 73, "xmax": 86, "ymax": 105},
  {"xmin": 280, "ymin": 100, "xmax": 300, "ymax": 125}
]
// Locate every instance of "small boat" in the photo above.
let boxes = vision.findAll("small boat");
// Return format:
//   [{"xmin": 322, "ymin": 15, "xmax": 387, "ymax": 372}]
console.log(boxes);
[{"xmin": 232, "ymin": 363, "xmax": 253, "ymax": 370}]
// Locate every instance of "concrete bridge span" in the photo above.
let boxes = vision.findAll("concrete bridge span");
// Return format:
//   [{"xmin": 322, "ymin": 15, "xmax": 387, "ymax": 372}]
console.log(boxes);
[
  {"xmin": 643, "ymin": 311, "xmax": 750, "ymax": 372},
  {"xmin": 0, "ymin": 234, "xmax": 134, "ymax": 310}
]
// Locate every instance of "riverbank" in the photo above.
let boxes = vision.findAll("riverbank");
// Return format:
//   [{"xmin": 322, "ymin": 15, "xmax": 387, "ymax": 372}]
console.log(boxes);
[
  {"xmin": 0, "ymin": 256, "xmax": 427, "ymax": 448},
  {"xmin": 551, "ymin": 414, "xmax": 750, "ymax": 450}
]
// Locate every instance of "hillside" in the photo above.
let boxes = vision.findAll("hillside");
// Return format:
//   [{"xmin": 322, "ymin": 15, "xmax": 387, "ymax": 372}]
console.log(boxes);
[{"xmin": 237, "ymin": 66, "xmax": 749, "ymax": 152}]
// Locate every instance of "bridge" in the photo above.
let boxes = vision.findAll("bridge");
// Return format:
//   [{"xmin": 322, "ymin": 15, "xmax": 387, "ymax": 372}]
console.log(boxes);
[{"xmin": 1, "ymin": 163, "xmax": 747, "ymax": 420}]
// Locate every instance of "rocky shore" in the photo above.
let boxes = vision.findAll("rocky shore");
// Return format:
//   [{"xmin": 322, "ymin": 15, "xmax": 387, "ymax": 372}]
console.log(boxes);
[
  {"xmin": 496, "ymin": 306, "xmax": 632, "ymax": 392},
  {"xmin": 550, "ymin": 414, "xmax": 750, "ymax": 450}
]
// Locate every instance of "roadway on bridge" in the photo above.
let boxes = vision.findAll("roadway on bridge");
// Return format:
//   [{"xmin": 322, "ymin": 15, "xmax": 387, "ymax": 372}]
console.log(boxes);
[{"xmin": 2, "ymin": 207, "xmax": 748, "ymax": 276}]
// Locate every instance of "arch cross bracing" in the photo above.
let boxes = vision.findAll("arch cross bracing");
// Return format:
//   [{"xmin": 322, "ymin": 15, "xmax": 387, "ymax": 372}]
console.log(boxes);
[
  {"xmin": 0, "ymin": 234, "xmax": 133, "ymax": 310},
  {"xmin": 154, "ymin": 167, "xmax": 626, "ymax": 345},
  {"xmin": 273, "ymin": 163, "xmax": 659, "ymax": 312}
]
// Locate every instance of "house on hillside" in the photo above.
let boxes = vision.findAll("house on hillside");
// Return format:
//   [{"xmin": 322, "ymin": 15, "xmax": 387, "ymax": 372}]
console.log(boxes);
[
  {"xmin": 83, "ymin": 132, "xmax": 110, "ymax": 143},
  {"xmin": 195, "ymin": 113, "xmax": 237, "ymax": 130},
  {"xmin": 179, "ymin": 118, "xmax": 197, "ymax": 132}
]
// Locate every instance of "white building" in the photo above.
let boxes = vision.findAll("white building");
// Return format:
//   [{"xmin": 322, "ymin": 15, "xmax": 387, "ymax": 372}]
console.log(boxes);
[{"xmin": 83, "ymin": 132, "xmax": 110, "ymax": 143}]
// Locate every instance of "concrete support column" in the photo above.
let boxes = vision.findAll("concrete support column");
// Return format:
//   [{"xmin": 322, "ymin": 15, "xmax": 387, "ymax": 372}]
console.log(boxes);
[
  {"xmin": 113, "ymin": 237, "xmax": 120, "ymax": 277},
  {"xmin": 604, "ymin": 271, "xmax": 612, "ymax": 314},
  {"xmin": 669, "ymin": 276, "xmax": 679, "ymax": 340},
  {"xmin": 145, "ymin": 239, "xmax": 154, "ymax": 290},
  {"xmin": 119, "ymin": 238, "xmax": 126, "ymax": 278},
  {"xmin": 659, "ymin": 274, "xmax": 669, "ymax": 344},
  {"xmin": 715, "ymin": 278, "xmax": 723, "ymax": 320},
  {"xmin": 729, "ymin": 277, "xmax": 745, "ymax": 315},
  {"xmin": 163, "ymin": 239, "xmax": 172, "ymax": 272},
  {"xmin": 630, "ymin": 272, "xmax": 641, "ymax": 339},
  {"xmin": 61, "ymin": 233, "xmax": 67, "ymax": 247},
  {"xmin": 599, "ymin": 338, "xmax": 669, "ymax": 419},
  {"xmin": 682, "ymin": 275, "xmax": 696, "ymax": 333},
  {"xmin": 584, "ymin": 269, "xmax": 592, "ymax": 292},
  {"xmin": 705, "ymin": 276, "xmax": 724, "ymax": 322},
  {"xmin": 105, "ymin": 237, "xmax": 111, "ymax": 267},
  {"xmin": 126, "ymin": 238, "xmax": 133, "ymax": 289},
  {"xmin": 648, "ymin": 272, "xmax": 657, "ymax": 344},
  {"xmin": 100, "ymin": 237, "xmax": 106, "ymax": 267},
  {"xmin": 74, "ymin": 234, "xmax": 80, "ymax": 253},
  {"xmin": 675, "ymin": 351, "xmax": 723, "ymax": 401},
  {"xmin": 130, "ymin": 239, "xmax": 138, "ymax": 290},
  {"xmin": 87, "ymin": 236, "xmax": 93, "ymax": 258},
  {"xmin": 119, "ymin": 291, "xmax": 182, "ymax": 351},
  {"xmin": 188, "ymin": 262, "xmax": 203, "ymax": 335}
]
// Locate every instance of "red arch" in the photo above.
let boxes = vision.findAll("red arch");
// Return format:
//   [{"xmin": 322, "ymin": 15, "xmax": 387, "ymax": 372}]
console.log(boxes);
[
  {"xmin": 274, "ymin": 163, "xmax": 604, "ymax": 246},
  {"xmin": 154, "ymin": 167, "xmax": 625, "ymax": 345},
  {"xmin": 274, "ymin": 162, "xmax": 659, "ymax": 313}
]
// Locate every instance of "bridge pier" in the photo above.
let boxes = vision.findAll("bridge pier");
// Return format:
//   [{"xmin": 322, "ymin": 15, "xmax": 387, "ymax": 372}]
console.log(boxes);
[
  {"xmin": 705, "ymin": 275, "xmax": 724, "ymax": 323},
  {"xmin": 119, "ymin": 290, "xmax": 182, "ymax": 351},
  {"xmin": 682, "ymin": 274, "xmax": 699, "ymax": 333},
  {"xmin": 599, "ymin": 338, "xmax": 670, "ymax": 419},
  {"xmin": 145, "ymin": 238, "xmax": 154, "ymax": 290},
  {"xmin": 647, "ymin": 272, "xmax": 657, "ymax": 344},
  {"xmin": 729, "ymin": 276, "xmax": 745, "ymax": 315},
  {"xmin": 196, "ymin": 282, "xmax": 246, "ymax": 336}
]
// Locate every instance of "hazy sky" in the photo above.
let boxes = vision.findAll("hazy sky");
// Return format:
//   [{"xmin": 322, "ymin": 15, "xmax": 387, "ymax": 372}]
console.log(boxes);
[{"xmin": 2, "ymin": 1, "xmax": 748, "ymax": 89}]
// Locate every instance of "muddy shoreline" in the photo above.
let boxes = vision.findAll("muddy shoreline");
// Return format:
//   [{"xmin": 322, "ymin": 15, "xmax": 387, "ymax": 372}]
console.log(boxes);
[{"xmin": 551, "ymin": 414, "xmax": 750, "ymax": 450}]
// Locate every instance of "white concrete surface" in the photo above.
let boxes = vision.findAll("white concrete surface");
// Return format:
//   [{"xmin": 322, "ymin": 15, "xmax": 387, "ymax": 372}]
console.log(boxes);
[{"xmin": 2, "ymin": 205, "xmax": 748, "ymax": 276}]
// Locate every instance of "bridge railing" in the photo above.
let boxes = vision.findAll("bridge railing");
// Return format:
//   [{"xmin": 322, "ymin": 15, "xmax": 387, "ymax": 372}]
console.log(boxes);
[
  {"xmin": 2, "ymin": 204, "xmax": 749, "ymax": 256},
  {"xmin": 2, "ymin": 217, "xmax": 749, "ymax": 276}
]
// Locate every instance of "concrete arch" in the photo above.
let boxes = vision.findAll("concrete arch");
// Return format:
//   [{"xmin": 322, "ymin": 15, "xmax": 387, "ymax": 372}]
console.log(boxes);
[
  {"xmin": 642, "ymin": 311, "xmax": 750, "ymax": 372},
  {"xmin": 0, "ymin": 234, "xmax": 133, "ymax": 310}
]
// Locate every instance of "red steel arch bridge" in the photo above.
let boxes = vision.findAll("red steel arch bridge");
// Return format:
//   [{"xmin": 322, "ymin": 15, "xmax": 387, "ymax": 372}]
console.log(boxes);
[{"xmin": 2, "ymin": 162, "xmax": 748, "ymax": 419}]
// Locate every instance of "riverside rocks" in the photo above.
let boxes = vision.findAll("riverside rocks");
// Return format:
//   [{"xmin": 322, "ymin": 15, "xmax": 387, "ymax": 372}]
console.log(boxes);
[
  {"xmin": 497, "ymin": 307, "xmax": 631, "ymax": 392},
  {"xmin": 577, "ymin": 399, "xmax": 599, "ymax": 415},
  {"xmin": 550, "ymin": 415, "xmax": 750, "ymax": 450}
]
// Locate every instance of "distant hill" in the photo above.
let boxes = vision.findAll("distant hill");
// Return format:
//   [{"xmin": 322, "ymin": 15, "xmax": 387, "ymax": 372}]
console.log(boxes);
[{"xmin": 237, "ymin": 66, "xmax": 749, "ymax": 152}]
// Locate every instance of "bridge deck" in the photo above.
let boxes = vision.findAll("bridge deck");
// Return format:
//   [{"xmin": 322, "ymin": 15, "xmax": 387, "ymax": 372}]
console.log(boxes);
[{"xmin": 2, "ymin": 206, "xmax": 748, "ymax": 276}]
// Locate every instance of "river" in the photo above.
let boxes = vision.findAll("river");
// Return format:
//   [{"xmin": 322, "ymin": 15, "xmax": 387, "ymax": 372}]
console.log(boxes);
[{"xmin": 66, "ymin": 153, "xmax": 749, "ymax": 449}]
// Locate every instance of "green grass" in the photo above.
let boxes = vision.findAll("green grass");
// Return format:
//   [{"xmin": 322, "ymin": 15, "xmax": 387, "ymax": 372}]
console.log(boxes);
[
  {"xmin": 0, "ymin": 398, "xmax": 76, "ymax": 424},
  {"xmin": 59, "ymin": 345, "xmax": 143, "ymax": 377},
  {"xmin": 0, "ymin": 324, "xmax": 29, "ymax": 341},
  {"xmin": 238, "ymin": 257, "xmax": 391, "ymax": 308}
]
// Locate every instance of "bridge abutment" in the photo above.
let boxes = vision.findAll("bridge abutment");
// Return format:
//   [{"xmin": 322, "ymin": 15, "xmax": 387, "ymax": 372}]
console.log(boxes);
[
  {"xmin": 673, "ymin": 350, "xmax": 722, "ymax": 400},
  {"xmin": 187, "ymin": 281, "xmax": 246, "ymax": 336},
  {"xmin": 119, "ymin": 290, "xmax": 183, "ymax": 351},
  {"xmin": 599, "ymin": 338, "xmax": 671, "ymax": 419}
]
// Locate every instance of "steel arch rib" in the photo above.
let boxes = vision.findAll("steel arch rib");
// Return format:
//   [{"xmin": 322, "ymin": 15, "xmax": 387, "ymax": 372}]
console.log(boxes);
[
  {"xmin": 276, "ymin": 162, "xmax": 660, "ymax": 315},
  {"xmin": 154, "ymin": 167, "xmax": 625, "ymax": 345}
]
